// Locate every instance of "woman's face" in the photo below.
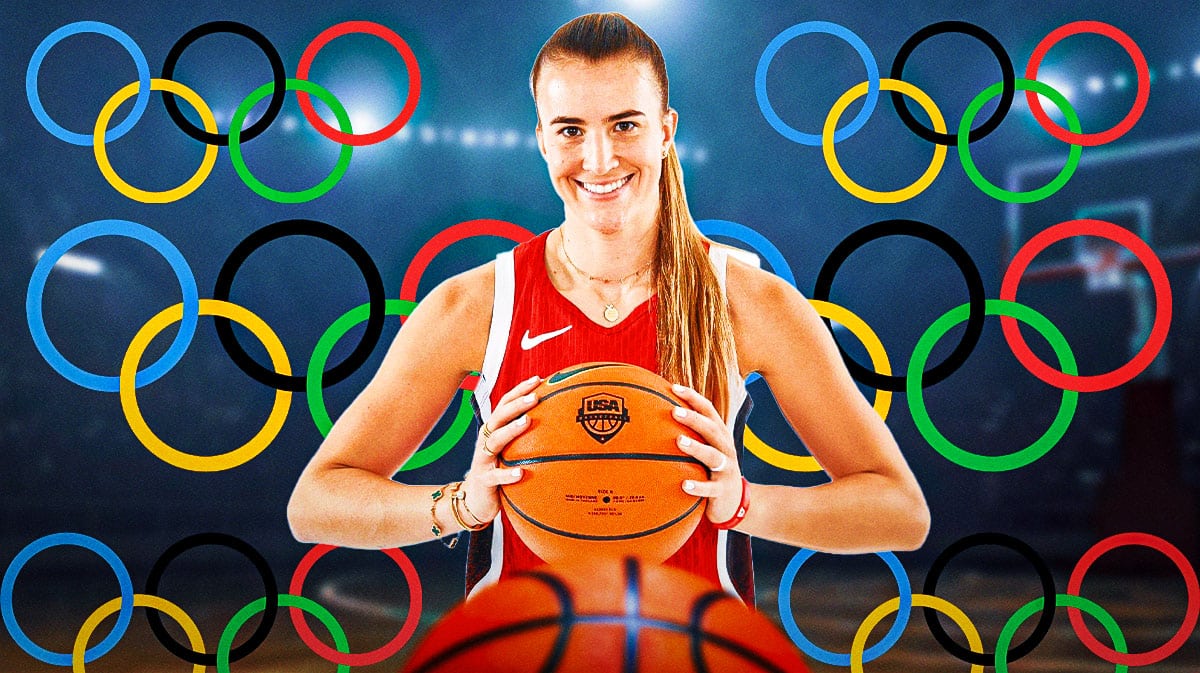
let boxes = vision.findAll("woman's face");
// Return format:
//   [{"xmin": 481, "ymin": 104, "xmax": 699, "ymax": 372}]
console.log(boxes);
[{"xmin": 535, "ymin": 55, "xmax": 677, "ymax": 236}]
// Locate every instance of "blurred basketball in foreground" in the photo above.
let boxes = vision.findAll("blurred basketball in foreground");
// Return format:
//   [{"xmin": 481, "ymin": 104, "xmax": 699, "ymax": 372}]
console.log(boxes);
[{"xmin": 400, "ymin": 557, "xmax": 811, "ymax": 673}]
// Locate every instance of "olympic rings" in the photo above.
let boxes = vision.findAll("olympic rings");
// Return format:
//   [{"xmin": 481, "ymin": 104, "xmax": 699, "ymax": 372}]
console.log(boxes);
[
  {"xmin": 959, "ymin": 78, "xmax": 1082, "ymax": 203},
  {"xmin": 26, "ymin": 21, "xmax": 150, "ymax": 145},
  {"xmin": 923, "ymin": 532, "xmax": 1056, "ymax": 666},
  {"xmin": 145, "ymin": 533, "xmax": 278, "ymax": 666},
  {"xmin": 778, "ymin": 549, "xmax": 912, "ymax": 666},
  {"xmin": 308, "ymin": 298, "xmax": 476, "ymax": 471},
  {"xmin": 823, "ymin": 78, "xmax": 948, "ymax": 203},
  {"xmin": 1000, "ymin": 219, "xmax": 1172, "ymax": 393},
  {"xmin": 229, "ymin": 79, "xmax": 354, "ymax": 203},
  {"xmin": 295, "ymin": 20, "xmax": 421, "ymax": 145},
  {"xmin": 1066, "ymin": 532, "xmax": 1200, "ymax": 666},
  {"xmin": 161, "ymin": 21, "xmax": 286, "ymax": 145},
  {"xmin": 288, "ymin": 545, "xmax": 423, "ymax": 666},
  {"xmin": 219, "ymin": 594, "xmax": 350, "ymax": 673},
  {"xmin": 213, "ymin": 219, "xmax": 385, "ymax": 392},
  {"xmin": 909, "ymin": 299, "xmax": 1078, "ymax": 471},
  {"xmin": 755, "ymin": 21, "xmax": 880, "ymax": 146},
  {"xmin": 120, "ymin": 299, "xmax": 292, "ymax": 472},
  {"xmin": 399, "ymin": 219, "xmax": 537, "ymax": 306},
  {"xmin": 813, "ymin": 219, "xmax": 986, "ymax": 392},
  {"xmin": 744, "ymin": 299, "xmax": 893, "ymax": 473},
  {"xmin": 74, "ymin": 594, "xmax": 205, "ymax": 673},
  {"xmin": 94, "ymin": 78, "xmax": 220, "ymax": 204},
  {"xmin": 996, "ymin": 594, "xmax": 1128, "ymax": 673},
  {"xmin": 852, "ymin": 594, "xmax": 985, "ymax": 673},
  {"xmin": 2, "ymin": 533, "xmax": 135, "ymax": 666},
  {"xmin": 889, "ymin": 21, "xmax": 1014, "ymax": 146},
  {"xmin": 1025, "ymin": 21, "xmax": 1150, "ymax": 146},
  {"xmin": 26, "ymin": 219, "xmax": 200, "ymax": 392}
]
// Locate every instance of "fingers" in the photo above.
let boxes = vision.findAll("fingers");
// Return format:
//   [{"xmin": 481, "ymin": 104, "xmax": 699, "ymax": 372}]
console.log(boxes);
[
  {"xmin": 476, "ymin": 375, "xmax": 542, "ymax": 463},
  {"xmin": 675, "ymin": 434, "xmax": 732, "ymax": 474},
  {"xmin": 671, "ymin": 383, "xmax": 721, "ymax": 421},
  {"xmin": 474, "ymin": 413, "xmax": 530, "ymax": 467}
]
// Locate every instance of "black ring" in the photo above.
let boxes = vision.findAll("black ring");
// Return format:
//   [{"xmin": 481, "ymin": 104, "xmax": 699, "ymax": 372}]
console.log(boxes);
[
  {"xmin": 145, "ymin": 532, "xmax": 278, "ymax": 665},
  {"xmin": 812, "ymin": 219, "xmax": 985, "ymax": 391},
  {"xmin": 212, "ymin": 219, "xmax": 386, "ymax": 391},
  {"xmin": 890, "ymin": 21, "xmax": 1015, "ymax": 146},
  {"xmin": 161, "ymin": 21, "xmax": 286, "ymax": 146},
  {"xmin": 922, "ymin": 532, "xmax": 1056, "ymax": 665}
]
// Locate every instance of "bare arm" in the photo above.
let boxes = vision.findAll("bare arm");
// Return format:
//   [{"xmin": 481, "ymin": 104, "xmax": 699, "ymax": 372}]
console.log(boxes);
[
  {"xmin": 287, "ymin": 262, "xmax": 525, "ymax": 548},
  {"xmin": 674, "ymin": 259, "xmax": 929, "ymax": 553}
]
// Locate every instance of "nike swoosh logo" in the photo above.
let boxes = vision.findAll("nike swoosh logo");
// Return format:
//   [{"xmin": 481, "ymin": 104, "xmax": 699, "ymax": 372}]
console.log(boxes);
[{"xmin": 521, "ymin": 325, "xmax": 573, "ymax": 350}]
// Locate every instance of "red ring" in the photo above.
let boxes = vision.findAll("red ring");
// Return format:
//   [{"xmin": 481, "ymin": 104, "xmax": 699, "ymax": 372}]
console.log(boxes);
[
  {"xmin": 295, "ymin": 21, "xmax": 420, "ymax": 146},
  {"xmin": 288, "ymin": 544, "xmax": 423, "ymax": 666},
  {"xmin": 999, "ymin": 219, "xmax": 1171, "ymax": 392},
  {"xmin": 1066, "ymin": 532, "xmax": 1200, "ymax": 666},
  {"xmin": 1024, "ymin": 21, "xmax": 1149, "ymax": 146}
]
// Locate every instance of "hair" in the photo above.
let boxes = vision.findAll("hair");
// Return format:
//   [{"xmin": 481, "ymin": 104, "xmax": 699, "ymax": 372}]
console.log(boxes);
[{"xmin": 530, "ymin": 13, "xmax": 736, "ymax": 419}]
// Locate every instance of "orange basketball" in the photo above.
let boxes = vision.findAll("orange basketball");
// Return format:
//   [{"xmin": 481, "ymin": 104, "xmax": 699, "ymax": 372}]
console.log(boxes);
[
  {"xmin": 498, "ymin": 362, "xmax": 708, "ymax": 564},
  {"xmin": 400, "ymin": 557, "xmax": 811, "ymax": 673}
]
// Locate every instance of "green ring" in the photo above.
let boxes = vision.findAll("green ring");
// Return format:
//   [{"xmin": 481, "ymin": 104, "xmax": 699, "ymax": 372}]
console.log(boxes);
[
  {"xmin": 958, "ymin": 78, "xmax": 1083, "ymax": 203},
  {"xmin": 230, "ymin": 78, "xmax": 353, "ymax": 203},
  {"xmin": 908, "ymin": 299, "xmax": 1078, "ymax": 471},
  {"xmin": 308, "ymin": 299, "xmax": 473, "ymax": 471},
  {"xmin": 996, "ymin": 593, "xmax": 1128, "ymax": 673},
  {"xmin": 217, "ymin": 593, "xmax": 349, "ymax": 673}
]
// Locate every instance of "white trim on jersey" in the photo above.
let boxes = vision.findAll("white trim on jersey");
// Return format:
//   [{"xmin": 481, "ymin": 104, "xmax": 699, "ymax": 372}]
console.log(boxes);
[{"xmin": 474, "ymin": 250, "xmax": 516, "ymax": 419}]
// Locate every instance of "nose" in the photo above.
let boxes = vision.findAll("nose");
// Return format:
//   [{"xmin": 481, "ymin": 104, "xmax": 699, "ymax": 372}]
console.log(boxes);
[{"xmin": 581, "ymin": 131, "xmax": 618, "ymax": 174}]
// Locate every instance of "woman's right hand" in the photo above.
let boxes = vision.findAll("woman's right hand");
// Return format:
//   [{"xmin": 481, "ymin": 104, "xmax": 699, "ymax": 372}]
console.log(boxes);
[{"xmin": 459, "ymin": 374, "xmax": 542, "ymax": 527}]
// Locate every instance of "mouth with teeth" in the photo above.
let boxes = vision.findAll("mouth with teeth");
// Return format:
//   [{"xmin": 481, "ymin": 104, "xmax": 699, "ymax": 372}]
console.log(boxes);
[{"xmin": 576, "ymin": 174, "xmax": 632, "ymax": 197}]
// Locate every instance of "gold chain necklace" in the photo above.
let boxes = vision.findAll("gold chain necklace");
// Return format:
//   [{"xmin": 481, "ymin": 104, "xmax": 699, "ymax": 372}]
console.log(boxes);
[{"xmin": 560, "ymin": 231, "xmax": 652, "ymax": 323}]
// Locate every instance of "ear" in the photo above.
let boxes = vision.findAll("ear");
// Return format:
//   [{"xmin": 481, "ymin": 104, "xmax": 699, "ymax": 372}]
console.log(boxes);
[
  {"xmin": 535, "ymin": 123, "xmax": 547, "ymax": 159},
  {"xmin": 661, "ymin": 107, "xmax": 679, "ymax": 155}
]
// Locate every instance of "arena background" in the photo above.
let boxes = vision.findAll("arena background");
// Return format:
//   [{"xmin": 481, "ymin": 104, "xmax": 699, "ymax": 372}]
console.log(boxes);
[{"xmin": 2, "ymin": 0, "xmax": 1199, "ymax": 670}]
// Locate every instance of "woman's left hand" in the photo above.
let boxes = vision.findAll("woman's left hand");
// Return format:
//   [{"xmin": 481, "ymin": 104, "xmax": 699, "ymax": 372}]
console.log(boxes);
[{"xmin": 670, "ymin": 383, "xmax": 744, "ymax": 525}]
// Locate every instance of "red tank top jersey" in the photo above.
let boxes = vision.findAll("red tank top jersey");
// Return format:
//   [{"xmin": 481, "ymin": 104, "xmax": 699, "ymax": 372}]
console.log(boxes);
[{"xmin": 466, "ymin": 230, "xmax": 756, "ymax": 604}]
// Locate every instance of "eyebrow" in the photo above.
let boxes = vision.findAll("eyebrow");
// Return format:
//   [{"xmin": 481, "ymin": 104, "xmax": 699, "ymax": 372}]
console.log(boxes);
[{"xmin": 548, "ymin": 110, "xmax": 646, "ymax": 126}]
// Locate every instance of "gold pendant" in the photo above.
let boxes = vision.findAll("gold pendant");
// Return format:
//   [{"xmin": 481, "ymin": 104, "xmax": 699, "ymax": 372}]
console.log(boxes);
[{"xmin": 603, "ymin": 304, "xmax": 619, "ymax": 322}]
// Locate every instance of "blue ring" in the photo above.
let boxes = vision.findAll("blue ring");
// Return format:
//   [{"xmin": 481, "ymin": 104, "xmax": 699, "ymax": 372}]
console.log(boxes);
[
  {"xmin": 1, "ymin": 532, "xmax": 135, "ymax": 665},
  {"xmin": 26, "ymin": 21, "xmax": 151, "ymax": 145},
  {"xmin": 777, "ymin": 548, "xmax": 912, "ymax": 666},
  {"xmin": 697, "ymin": 219, "xmax": 797, "ymax": 386},
  {"xmin": 26, "ymin": 220, "xmax": 199, "ymax": 392},
  {"xmin": 755, "ymin": 21, "xmax": 880, "ymax": 146}
]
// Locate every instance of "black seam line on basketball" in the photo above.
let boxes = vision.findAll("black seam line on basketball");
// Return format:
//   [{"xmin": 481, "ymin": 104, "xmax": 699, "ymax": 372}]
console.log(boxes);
[
  {"xmin": 540, "ymin": 380, "xmax": 681, "ymax": 407},
  {"xmin": 547, "ymin": 362, "xmax": 625, "ymax": 383},
  {"xmin": 525, "ymin": 571, "xmax": 577, "ymax": 673},
  {"xmin": 500, "ymin": 453, "xmax": 705, "ymax": 467},
  {"xmin": 623, "ymin": 558, "xmax": 641, "ymax": 673},
  {"xmin": 501, "ymin": 490, "xmax": 704, "ymax": 541}
]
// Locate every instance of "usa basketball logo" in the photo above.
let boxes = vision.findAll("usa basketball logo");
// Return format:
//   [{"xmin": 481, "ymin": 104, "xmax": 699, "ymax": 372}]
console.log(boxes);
[{"xmin": 576, "ymin": 392, "xmax": 630, "ymax": 444}]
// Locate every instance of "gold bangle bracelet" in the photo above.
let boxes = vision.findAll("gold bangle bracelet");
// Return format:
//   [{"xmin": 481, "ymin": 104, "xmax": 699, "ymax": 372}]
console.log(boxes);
[
  {"xmin": 450, "ymin": 483, "xmax": 488, "ymax": 532},
  {"xmin": 460, "ymin": 495, "xmax": 487, "ymax": 527}
]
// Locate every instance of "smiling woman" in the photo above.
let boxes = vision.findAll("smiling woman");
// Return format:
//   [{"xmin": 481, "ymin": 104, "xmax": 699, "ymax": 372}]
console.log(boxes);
[{"xmin": 287, "ymin": 12, "xmax": 929, "ymax": 607}]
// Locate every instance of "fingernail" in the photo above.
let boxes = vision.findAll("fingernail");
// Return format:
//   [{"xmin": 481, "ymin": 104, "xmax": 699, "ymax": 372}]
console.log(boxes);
[
  {"xmin": 672, "ymin": 383, "xmax": 687, "ymax": 393},
  {"xmin": 673, "ymin": 407, "xmax": 687, "ymax": 419},
  {"xmin": 683, "ymin": 481, "xmax": 695, "ymax": 492},
  {"xmin": 522, "ymin": 394, "xmax": 536, "ymax": 404},
  {"xmin": 516, "ymin": 415, "xmax": 528, "ymax": 426},
  {"xmin": 511, "ymin": 468, "xmax": 522, "ymax": 477},
  {"xmin": 526, "ymin": 375, "xmax": 540, "ymax": 384},
  {"xmin": 678, "ymin": 435, "xmax": 692, "ymax": 448}
]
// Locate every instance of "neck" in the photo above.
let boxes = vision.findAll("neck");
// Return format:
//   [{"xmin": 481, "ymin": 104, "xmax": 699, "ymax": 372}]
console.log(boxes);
[{"xmin": 557, "ymin": 218, "xmax": 657, "ymax": 282}]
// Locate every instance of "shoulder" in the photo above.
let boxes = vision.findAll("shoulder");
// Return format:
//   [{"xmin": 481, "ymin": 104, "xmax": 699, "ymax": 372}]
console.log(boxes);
[
  {"xmin": 401, "ymin": 260, "xmax": 496, "ymax": 372},
  {"xmin": 723, "ymin": 254, "xmax": 824, "ymax": 377}
]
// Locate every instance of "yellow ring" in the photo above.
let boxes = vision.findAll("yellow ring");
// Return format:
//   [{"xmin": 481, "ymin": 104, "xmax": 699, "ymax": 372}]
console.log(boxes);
[
  {"xmin": 744, "ymin": 299, "xmax": 892, "ymax": 473},
  {"xmin": 94, "ymin": 78, "xmax": 219, "ymax": 204},
  {"xmin": 73, "ymin": 593, "xmax": 205, "ymax": 673},
  {"xmin": 120, "ymin": 299, "xmax": 292, "ymax": 472},
  {"xmin": 822, "ymin": 78, "xmax": 947, "ymax": 203},
  {"xmin": 851, "ymin": 593, "xmax": 984, "ymax": 673}
]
